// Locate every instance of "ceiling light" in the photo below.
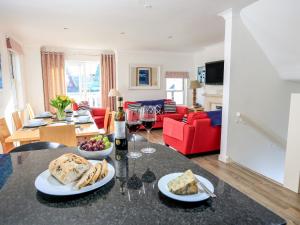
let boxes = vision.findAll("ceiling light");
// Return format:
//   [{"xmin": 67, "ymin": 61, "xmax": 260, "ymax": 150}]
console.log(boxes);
[
  {"xmin": 168, "ymin": 35, "xmax": 173, "ymax": 39},
  {"xmin": 120, "ymin": 32, "xmax": 126, "ymax": 35},
  {"xmin": 63, "ymin": 27, "xmax": 69, "ymax": 30},
  {"xmin": 143, "ymin": 0, "xmax": 152, "ymax": 8}
]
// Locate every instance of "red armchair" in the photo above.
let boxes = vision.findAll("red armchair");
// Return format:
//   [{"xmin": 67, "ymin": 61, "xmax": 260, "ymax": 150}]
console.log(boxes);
[
  {"xmin": 72, "ymin": 103, "xmax": 107, "ymax": 129},
  {"xmin": 163, "ymin": 112, "xmax": 221, "ymax": 155}
]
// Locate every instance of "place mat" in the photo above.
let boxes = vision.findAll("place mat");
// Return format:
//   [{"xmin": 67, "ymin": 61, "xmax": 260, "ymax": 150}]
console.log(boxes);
[
  {"xmin": 22, "ymin": 123, "xmax": 47, "ymax": 129},
  {"xmin": 74, "ymin": 121, "xmax": 93, "ymax": 125}
]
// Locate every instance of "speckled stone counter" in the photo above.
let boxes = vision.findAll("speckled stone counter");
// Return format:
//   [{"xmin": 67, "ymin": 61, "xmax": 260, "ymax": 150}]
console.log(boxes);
[{"xmin": 0, "ymin": 143, "xmax": 285, "ymax": 225}]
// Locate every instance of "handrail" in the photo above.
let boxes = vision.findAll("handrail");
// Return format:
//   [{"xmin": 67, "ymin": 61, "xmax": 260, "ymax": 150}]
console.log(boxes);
[{"xmin": 235, "ymin": 112, "xmax": 287, "ymax": 149}]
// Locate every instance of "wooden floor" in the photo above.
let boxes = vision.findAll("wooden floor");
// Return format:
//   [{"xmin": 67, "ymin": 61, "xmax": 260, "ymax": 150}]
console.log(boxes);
[{"xmin": 141, "ymin": 129, "xmax": 300, "ymax": 225}]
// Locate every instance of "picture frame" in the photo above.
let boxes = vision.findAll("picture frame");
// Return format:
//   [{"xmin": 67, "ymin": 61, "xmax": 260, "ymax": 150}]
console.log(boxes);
[
  {"xmin": 197, "ymin": 66, "xmax": 205, "ymax": 83},
  {"xmin": 129, "ymin": 64, "xmax": 160, "ymax": 90},
  {"xmin": 136, "ymin": 67, "xmax": 152, "ymax": 86}
]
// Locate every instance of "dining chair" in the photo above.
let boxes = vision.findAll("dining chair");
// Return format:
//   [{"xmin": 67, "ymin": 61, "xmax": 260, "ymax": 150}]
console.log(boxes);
[
  {"xmin": 10, "ymin": 141, "xmax": 66, "ymax": 153},
  {"xmin": 26, "ymin": 103, "xmax": 35, "ymax": 120},
  {"xmin": 0, "ymin": 117, "xmax": 15, "ymax": 153},
  {"xmin": 12, "ymin": 111, "xmax": 23, "ymax": 130},
  {"xmin": 108, "ymin": 111, "xmax": 115, "ymax": 134},
  {"xmin": 103, "ymin": 108, "xmax": 110, "ymax": 133},
  {"xmin": 40, "ymin": 125, "xmax": 77, "ymax": 147}
]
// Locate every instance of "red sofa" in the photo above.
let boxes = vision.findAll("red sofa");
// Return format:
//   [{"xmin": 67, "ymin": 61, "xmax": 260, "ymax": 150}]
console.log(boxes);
[
  {"xmin": 124, "ymin": 100, "xmax": 188, "ymax": 129},
  {"xmin": 72, "ymin": 103, "xmax": 106, "ymax": 129},
  {"xmin": 163, "ymin": 112, "xmax": 221, "ymax": 155}
]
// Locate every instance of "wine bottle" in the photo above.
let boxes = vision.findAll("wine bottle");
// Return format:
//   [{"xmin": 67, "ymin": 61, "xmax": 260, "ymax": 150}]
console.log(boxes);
[{"xmin": 114, "ymin": 97, "xmax": 128, "ymax": 151}]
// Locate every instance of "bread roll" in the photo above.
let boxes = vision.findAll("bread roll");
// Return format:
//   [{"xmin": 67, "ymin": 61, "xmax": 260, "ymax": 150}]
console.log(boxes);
[
  {"xmin": 75, "ymin": 164, "xmax": 99, "ymax": 189},
  {"xmin": 49, "ymin": 153, "xmax": 90, "ymax": 185}
]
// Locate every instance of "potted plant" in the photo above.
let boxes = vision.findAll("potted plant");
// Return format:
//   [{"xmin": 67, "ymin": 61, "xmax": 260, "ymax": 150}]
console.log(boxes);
[{"xmin": 50, "ymin": 95, "xmax": 74, "ymax": 120}]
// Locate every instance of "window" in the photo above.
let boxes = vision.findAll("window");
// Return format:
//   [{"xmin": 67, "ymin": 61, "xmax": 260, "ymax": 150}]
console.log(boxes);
[
  {"xmin": 65, "ymin": 61, "xmax": 100, "ymax": 107},
  {"xmin": 9, "ymin": 51, "xmax": 23, "ymax": 109},
  {"xmin": 166, "ymin": 78, "xmax": 187, "ymax": 105}
]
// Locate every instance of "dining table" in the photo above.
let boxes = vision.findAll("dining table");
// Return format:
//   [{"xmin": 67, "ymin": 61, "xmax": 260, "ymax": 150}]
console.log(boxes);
[
  {"xmin": 5, "ymin": 112, "xmax": 101, "ymax": 144},
  {"xmin": 0, "ymin": 142, "xmax": 286, "ymax": 225}
]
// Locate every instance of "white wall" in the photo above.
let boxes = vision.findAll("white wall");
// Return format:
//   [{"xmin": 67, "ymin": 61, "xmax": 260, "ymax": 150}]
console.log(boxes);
[
  {"xmin": 225, "ymin": 13, "xmax": 300, "ymax": 183},
  {"xmin": 23, "ymin": 45, "xmax": 44, "ymax": 114},
  {"xmin": 284, "ymin": 94, "xmax": 300, "ymax": 193},
  {"xmin": 0, "ymin": 32, "xmax": 15, "ymax": 130},
  {"xmin": 193, "ymin": 42, "xmax": 224, "ymax": 106},
  {"xmin": 116, "ymin": 50, "xmax": 195, "ymax": 105}
]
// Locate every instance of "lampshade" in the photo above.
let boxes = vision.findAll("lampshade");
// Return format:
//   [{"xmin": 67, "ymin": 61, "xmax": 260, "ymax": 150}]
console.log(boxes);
[
  {"xmin": 108, "ymin": 89, "xmax": 120, "ymax": 97},
  {"xmin": 189, "ymin": 80, "xmax": 202, "ymax": 89}
]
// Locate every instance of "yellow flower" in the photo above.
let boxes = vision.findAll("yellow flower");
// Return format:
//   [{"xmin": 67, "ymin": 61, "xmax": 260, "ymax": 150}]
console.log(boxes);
[{"xmin": 60, "ymin": 95, "xmax": 67, "ymax": 101}]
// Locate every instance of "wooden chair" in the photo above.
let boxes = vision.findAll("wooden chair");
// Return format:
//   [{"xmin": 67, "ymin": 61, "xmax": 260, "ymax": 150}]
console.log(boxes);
[
  {"xmin": 12, "ymin": 111, "xmax": 23, "ymax": 130},
  {"xmin": 40, "ymin": 125, "xmax": 77, "ymax": 147},
  {"xmin": 0, "ymin": 117, "xmax": 14, "ymax": 153},
  {"xmin": 103, "ymin": 108, "xmax": 110, "ymax": 133},
  {"xmin": 26, "ymin": 103, "xmax": 35, "ymax": 120},
  {"xmin": 108, "ymin": 111, "xmax": 115, "ymax": 134}
]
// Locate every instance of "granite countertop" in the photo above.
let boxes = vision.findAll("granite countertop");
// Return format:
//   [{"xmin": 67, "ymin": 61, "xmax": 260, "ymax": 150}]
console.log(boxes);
[{"xmin": 0, "ymin": 143, "xmax": 285, "ymax": 225}]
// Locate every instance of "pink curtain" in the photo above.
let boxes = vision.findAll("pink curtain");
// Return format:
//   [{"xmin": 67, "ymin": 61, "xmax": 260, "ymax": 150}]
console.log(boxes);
[
  {"xmin": 41, "ymin": 51, "xmax": 66, "ymax": 112},
  {"xmin": 101, "ymin": 54, "xmax": 116, "ymax": 110},
  {"xmin": 6, "ymin": 37, "xmax": 23, "ymax": 55}
]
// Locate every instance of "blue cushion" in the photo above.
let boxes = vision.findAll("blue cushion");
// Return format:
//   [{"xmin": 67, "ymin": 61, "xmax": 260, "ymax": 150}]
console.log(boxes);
[
  {"xmin": 137, "ymin": 99, "xmax": 165, "ymax": 107},
  {"xmin": 206, "ymin": 110, "xmax": 222, "ymax": 126}
]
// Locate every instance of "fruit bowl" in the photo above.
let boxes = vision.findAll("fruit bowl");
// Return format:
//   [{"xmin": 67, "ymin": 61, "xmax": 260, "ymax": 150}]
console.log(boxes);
[
  {"xmin": 77, "ymin": 135, "xmax": 113, "ymax": 159},
  {"xmin": 77, "ymin": 144, "xmax": 113, "ymax": 159}
]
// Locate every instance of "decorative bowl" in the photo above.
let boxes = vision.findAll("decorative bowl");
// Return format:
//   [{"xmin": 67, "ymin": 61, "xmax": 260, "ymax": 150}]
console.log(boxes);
[
  {"xmin": 77, "ymin": 109, "xmax": 88, "ymax": 116},
  {"xmin": 78, "ymin": 116, "xmax": 90, "ymax": 123}
]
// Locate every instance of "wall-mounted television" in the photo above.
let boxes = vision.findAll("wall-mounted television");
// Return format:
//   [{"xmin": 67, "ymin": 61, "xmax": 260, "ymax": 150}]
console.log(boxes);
[{"xmin": 205, "ymin": 60, "xmax": 224, "ymax": 85}]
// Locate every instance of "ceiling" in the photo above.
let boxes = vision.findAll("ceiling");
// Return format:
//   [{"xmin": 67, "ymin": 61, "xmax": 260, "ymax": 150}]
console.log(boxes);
[{"xmin": 0, "ymin": 0, "xmax": 254, "ymax": 52}]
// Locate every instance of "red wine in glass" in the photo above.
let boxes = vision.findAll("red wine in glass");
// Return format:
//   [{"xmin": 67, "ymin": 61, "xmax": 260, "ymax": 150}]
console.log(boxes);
[
  {"xmin": 126, "ymin": 121, "xmax": 141, "ymax": 133},
  {"xmin": 141, "ymin": 119, "xmax": 155, "ymax": 130}
]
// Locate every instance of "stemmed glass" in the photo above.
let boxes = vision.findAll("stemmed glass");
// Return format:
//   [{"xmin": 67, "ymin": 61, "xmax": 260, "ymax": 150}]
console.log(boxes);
[
  {"xmin": 140, "ymin": 105, "xmax": 157, "ymax": 154},
  {"xmin": 125, "ymin": 108, "xmax": 142, "ymax": 159},
  {"xmin": 125, "ymin": 108, "xmax": 143, "ymax": 191}
]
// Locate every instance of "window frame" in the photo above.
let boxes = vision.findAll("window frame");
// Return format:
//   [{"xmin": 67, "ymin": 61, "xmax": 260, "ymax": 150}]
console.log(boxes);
[
  {"xmin": 65, "ymin": 60, "xmax": 101, "ymax": 107},
  {"xmin": 166, "ymin": 78, "xmax": 187, "ymax": 105}
]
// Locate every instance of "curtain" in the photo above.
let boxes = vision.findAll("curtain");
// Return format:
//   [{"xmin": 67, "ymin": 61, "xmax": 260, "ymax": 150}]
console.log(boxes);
[
  {"xmin": 165, "ymin": 71, "xmax": 189, "ymax": 78},
  {"xmin": 41, "ymin": 51, "xmax": 66, "ymax": 112},
  {"xmin": 6, "ymin": 37, "xmax": 23, "ymax": 55},
  {"xmin": 101, "ymin": 54, "xmax": 116, "ymax": 110}
]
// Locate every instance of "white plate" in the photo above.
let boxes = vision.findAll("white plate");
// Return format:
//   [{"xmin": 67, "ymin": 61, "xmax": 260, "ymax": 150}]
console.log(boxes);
[
  {"xmin": 158, "ymin": 173, "xmax": 214, "ymax": 202},
  {"xmin": 77, "ymin": 144, "xmax": 113, "ymax": 159},
  {"xmin": 34, "ymin": 160, "xmax": 115, "ymax": 196}
]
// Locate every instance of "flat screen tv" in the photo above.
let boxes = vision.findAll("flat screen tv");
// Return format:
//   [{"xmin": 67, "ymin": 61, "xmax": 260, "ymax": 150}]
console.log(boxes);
[{"xmin": 205, "ymin": 60, "xmax": 224, "ymax": 85}]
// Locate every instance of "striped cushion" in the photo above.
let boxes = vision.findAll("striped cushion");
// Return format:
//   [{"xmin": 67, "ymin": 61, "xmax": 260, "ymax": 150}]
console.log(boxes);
[
  {"xmin": 164, "ymin": 101, "xmax": 176, "ymax": 113},
  {"xmin": 128, "ymin": 103, "xmax": 142, "ymax": 111},
  {"xmin": 78, "ymin": 101, "xmax": 91, "ymax": 111},
  {"xmin": 182, "ymin": 115, "xmax": 188, "ymax": 123}
]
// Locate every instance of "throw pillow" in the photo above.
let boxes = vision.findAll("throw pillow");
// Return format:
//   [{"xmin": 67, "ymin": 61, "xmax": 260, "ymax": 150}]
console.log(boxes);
[
  {"xmin": 164, "ymin": 100, "xmax": 176, "ymax": 113},
  {"xmin": 78, "ymin": 101, "xmax": 91, "ymax": 111},
  {"xmin": 128, "ymin": 103, "xmax": 142, "ymax": 112},
  {"xmin": 154, "ymin": 104, "xmax": 163, "ymax": 115},
  {"xmin": 182, "ymin": 115, "xmax": 188, "ymax": 123}
]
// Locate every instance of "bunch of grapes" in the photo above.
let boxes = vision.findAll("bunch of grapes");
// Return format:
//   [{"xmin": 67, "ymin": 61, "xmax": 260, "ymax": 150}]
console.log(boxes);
[{"xmin": 80, "ymin": 135, "xmax": 111, "ymax": 151}]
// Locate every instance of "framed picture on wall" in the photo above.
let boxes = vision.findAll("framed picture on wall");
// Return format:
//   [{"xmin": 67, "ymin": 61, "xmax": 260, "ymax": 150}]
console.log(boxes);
[
  {"xmin": 136, "ymin": 67, "xmax": 152, "ymax": 86},
  {"xmin": 197, "ymin": 66, "xmax": 205, "ymax": 83},
  {"xmin": 0, "ymin": 53, "xmax": 3, "ymax": 89},
  {"xmin": 129, "ymin": 64, "xmax": 160, "ymax": 89}
]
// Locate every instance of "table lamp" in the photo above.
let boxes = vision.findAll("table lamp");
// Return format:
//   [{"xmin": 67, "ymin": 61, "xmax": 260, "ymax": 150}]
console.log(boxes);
[
  {"xmin": 108, "ymin": 89, "xmax": 121, "ymax": 111},
  {"xmin": 189, "ymin": 80, "xmax": 202, "ymax": 108}
]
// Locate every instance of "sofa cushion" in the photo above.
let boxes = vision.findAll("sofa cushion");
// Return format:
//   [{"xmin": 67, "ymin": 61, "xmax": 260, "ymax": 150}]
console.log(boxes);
[
  {"xmin": 124, "ymin": 101, "xmax": 138, "ymax": 109},
  {"xmin": 128, "ymin": 103, "xmax": 142, "ymax": 112},
  {"xmin": 187, "ymin": 112, "xmax": 208, "ymax": 125},
  {"xmin": 91, "ymin": 108, "xmax": 106, "ymax": 116},
  {"xmin": 164, "ymin": 100, "xmax": 176, "ymax": 113},
  {"xmin": 161, "ymin": 113, "xmax": 183, "ymax": 122}
]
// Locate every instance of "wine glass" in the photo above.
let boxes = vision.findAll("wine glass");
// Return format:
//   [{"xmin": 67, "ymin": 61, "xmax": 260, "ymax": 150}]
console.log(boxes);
[
  {"xmin": 140, "ymin": 105, "xmax": 156, "ymax": 154},
  {"xmin": 125, "ymin": 108, "xmax": 142, "ymax": 159}
]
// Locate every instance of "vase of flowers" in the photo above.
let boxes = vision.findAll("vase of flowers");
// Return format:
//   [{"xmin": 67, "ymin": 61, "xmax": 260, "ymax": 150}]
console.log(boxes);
[{"xmin": 50, "ymin": 95, "xmax": 73, "ymax": 120}]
